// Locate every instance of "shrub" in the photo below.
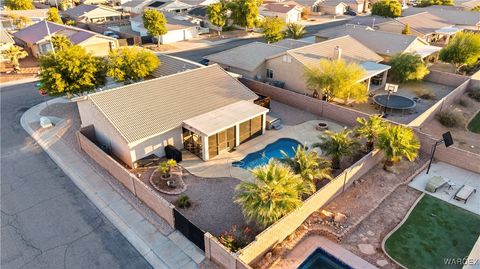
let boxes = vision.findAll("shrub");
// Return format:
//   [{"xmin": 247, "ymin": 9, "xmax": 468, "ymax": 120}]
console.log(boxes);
[
  {"xmin": 218, "ymin": 225, "xmax": 252, "ymax": 252},
  {"xmin": 437, "ymin": 109, "xmax": 463, "ymax": 127},
  {"xmin": 371, "ymin": 0, "xmax": 402, "ymax": 17},
  {"xmin": 458, "ymin": 96, "xmax": 472, "ymax": 107},
  {"xmin": 175, "ymin": 195, "xmax": 191, "ymax": 208},
  {"xmin": 414, "ymin": 88, "xmax": 436, "ymax": 100},
  {"xmin": 468, "ymin": 88, "xmax": 480, "ymax": 101},
  {"xmin": 389, "ymin": 53, "xmax": 429, "ymax": 82}
]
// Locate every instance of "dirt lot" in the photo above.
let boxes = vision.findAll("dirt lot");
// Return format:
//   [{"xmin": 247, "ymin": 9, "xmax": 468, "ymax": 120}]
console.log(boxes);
[{"xmin": 420, "ymin": 93, "xmax": 480, "ymax": 154}]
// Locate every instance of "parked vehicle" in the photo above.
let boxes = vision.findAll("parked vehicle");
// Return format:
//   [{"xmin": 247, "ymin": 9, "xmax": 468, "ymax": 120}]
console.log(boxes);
[
  {"xmin": 103, "ymin": 30, "xmax": 120, "ymax": 39},
  {"xmin": 343, "ymin": 10, "xmax": 357, "ymax": 16}
]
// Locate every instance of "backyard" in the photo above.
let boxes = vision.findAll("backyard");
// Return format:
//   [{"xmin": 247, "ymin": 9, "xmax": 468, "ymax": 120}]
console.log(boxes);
[
  {"xmin": 384, "ymin": 195, "xmax": 480, "ymax": 269},
  {"xmin": 468, "ymin": 111, "xmax": 480, "ymax": 133}
]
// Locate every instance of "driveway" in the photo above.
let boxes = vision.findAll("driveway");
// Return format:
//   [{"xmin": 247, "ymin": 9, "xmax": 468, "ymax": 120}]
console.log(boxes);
[{"xmin": 1, "ymin": 82, "xmax": 151, "ymax": 269}]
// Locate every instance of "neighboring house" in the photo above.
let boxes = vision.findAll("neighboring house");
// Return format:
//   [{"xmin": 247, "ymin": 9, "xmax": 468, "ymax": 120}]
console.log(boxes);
[
  {"xmin": 0, "ymin": 29, "xmax": 15, "ymax": 62},
  {"xmin": 264, "ymin": 36, "xmax": 390, "ymax": 95},
  {"xmin": 64, "ymin": 5, "xmax": 130, "ymax": 24},
  {"xmin": 318, "ymin": 0, "xmax": 348, "ymax": 15},
  {"xmin": 13, "ymin": 21, "xmax": 118, "ymax": 57},
  {"xmin": 151, "ymin": 54, "xmax": 203, "ymax": 77},
  {"xmin": 315, "ymin": 24, "xmax": 442, "ymax": 61},
  {"xmin": 376, "ymin": 12, "xmax": 459, "ymax": 44},
  {"xmin": 204, "ymin": 42, "xmax": 290, "ymax": 80},
  {"xmin": 0, "ymin": 9, "xmax": 49, "ymax": 30},
  {"xmin": 131, "ymin": 14, "xmax": 199, "ymax": 43},
  {"xmin": 121, "ymin": 0, "xmax": 152, "ymax": 13},
  {"xmin": 180, "ymin": 0, "xmax": 219, "ymax": 6},
  {"xmin": 272, "ymin": 38, "xmax": 313, "ymax": 49},
  {"xmin": 297, "ymin": 0, "xmax": 367, "ymax": 13},
  {"xmin": 260, "ymin": 2, "xmax": 303, "ymax": 23},
  {"xmin": 341, "ymin": 0, "xmax": 367, "ymax": 13},
  {"xmin": 76, "ymin": 64, "xmax": 268, "ymax": 167},
  {"xmin": 401, "ymin": 6, "xmax": 480, "ymax": 31},
  {"xmin": 145, "ymin": 0, "xmax": 193, "ymax": 13},
  {"xmin": 456, "ymin": 0, "xmax": 480, "ymax": 10}
]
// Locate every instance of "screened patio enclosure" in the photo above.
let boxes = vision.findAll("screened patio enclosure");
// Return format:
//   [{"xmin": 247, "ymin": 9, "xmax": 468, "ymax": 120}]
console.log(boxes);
[{"xmin": 182, "ymin": 101, "xmax": 269, "ymax": 160}]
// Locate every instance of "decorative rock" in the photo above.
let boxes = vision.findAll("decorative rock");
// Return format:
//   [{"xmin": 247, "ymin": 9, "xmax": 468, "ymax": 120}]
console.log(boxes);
[
  {"xmin": 334, "ymin": 213, "xmax": 347, "ymax": 223},
  {"xmin": 358, "ymin": 244, "xmax": 376, "ymax": 255},
  {"xmin": 40, "ymin": 117, "xmax": 53, "ymax": 128},
  {"xmin": 320, "ymin": 210, "xmax": 334, "ymax": 221},
  {"xmin": 265, "ymin": 252, "xmax": 272, "ymax": 260},
  {"xmin": 377, "ymin": 260, "xmax": 389, "ymax": 267},
  {"xmin": 367, "ymin": 231, "xmax": 375, "ymax": 236}
]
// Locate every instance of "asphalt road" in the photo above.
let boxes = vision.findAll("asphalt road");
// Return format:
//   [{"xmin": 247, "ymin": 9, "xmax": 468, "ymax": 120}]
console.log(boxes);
[{"xmin": 0, "ymin": 82, "xmax": 151, "ymax": 269}]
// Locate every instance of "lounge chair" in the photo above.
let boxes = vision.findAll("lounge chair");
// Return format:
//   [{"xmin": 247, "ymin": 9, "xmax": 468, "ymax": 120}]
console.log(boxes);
[
  {"xmin": 425, "ymin": 176, "xmax": 447, "ymax": 193},
  {"xmin": 454, "ymin": 185, "xmax": 477, "ymax": 204}
]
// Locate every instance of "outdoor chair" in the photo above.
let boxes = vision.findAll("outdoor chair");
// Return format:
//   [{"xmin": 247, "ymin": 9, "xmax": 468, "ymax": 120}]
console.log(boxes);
[
  {"xmin": 425, "ymin": 176, "xmax": 447, "ymax": 193},
  {"xmin": 454, "ymin": 185, "xmax": 477, "ymax": 204}
]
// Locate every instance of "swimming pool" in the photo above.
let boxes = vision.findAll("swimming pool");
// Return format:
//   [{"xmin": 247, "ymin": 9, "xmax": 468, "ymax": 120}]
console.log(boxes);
[
  {"xmin": 298, "ymin": 248, "xmax": 353, "ymax": 269},
  {"xmin": 232, "ymin": 138, "xmax": 302, "ymax": 170}
]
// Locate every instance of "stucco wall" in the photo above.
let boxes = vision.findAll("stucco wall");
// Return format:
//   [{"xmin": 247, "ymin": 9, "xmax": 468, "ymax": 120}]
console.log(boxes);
[
  {"xmin": 208, "ymin": 62, "xmax": 262, "ymax": 80},
  {"xmin": 130, "ymin": 127, "xmax": 184, "ymax": 165},
  {"xmin": 265, "ymin": 54, "xmax": 309, "ymax": 94}
]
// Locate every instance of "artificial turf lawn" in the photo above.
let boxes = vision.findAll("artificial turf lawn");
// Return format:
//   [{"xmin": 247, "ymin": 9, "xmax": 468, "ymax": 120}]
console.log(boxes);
[
  {"xmin": 384, "ymin": 195, "xmax": 480, "ymax": 269},
  {"xmin": 468, "ymin": 111, "xmax": 480, "ymax": 134}
]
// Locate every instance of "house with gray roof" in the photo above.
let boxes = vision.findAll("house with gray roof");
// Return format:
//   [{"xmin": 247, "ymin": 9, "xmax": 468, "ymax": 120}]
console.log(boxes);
[
  {"xmin": 76, "ymin": 64, "xmax": 268, "ymax": 167},
  {"xmin": 131, "ymin": 13, "xmax": 199, "ymax": 43},
  {"xmin": 0, "ymin": 29, "xmax": 15, "ymax": 62},
  {"xmin": 151, "ymin": 54, "xmax": 203, "ymax": 77},
  {"xmin": 315, "ymin": 24, "xmax": 442, "ymax": 61},
  {"xmin": 64, "ymin": 4, "xmax": 130, "ymax": 24},
  {"xmin": 401, "ymin": 6, "xmax": 480, "ymax": 30}
]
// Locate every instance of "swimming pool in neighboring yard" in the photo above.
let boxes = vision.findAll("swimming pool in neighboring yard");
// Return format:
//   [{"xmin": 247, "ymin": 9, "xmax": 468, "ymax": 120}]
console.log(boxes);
[
  {"xmin": 298, "ymin": 248, "xmax": 353, "ymax": 269},
  {"xmin": 232, "ymin": 138, "xmax": 302, "ymax": 170}
]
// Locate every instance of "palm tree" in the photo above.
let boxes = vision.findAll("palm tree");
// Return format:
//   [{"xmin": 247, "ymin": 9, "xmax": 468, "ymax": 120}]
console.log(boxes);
[
  {"xmin": 354, "ymin": 115, "xmax": 387, "ymax": 152},
  {"xmin": 3, "ymin": 45, "xmax": 28, "ymax": 72},
  {"xmin": 312, "ymin": 129, "xmax": 358, "ymax": 169},
  {"xmin": 279, "ymin": 145, "xmax": 332, "ymax": 195},
  {"xmin": 284, "ymin": 23, "xmax": 306, "ymax": 39},
  {"xmin": 376, "ymin": 125, "xmax": 420, "ymax": 170},
  {"xmin": 234, "ymin": 161, "xmax": 303, "ymax": 228}
]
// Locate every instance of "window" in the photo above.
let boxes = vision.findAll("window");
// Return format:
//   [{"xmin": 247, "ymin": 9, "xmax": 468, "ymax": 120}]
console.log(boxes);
[
  {"xmin": 266, "ymin": 69, "xmax": 274, "ymax": 79},
  {"xmin": 282, "ymin": 55, "xmax": 291, "ymax": 63},
  {"xmin": 39, "ymin": 42, "xmax": 52, "ymax": 54}
]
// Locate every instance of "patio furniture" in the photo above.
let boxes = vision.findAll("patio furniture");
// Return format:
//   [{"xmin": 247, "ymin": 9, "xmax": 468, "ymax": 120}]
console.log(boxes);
[
  {"xmin": 454, "ymin": 185, "xmax": 477, "ymax": 204},
  {"xmin": 425, "ymin": 176, "xmax": 447, "ymax": 193}
]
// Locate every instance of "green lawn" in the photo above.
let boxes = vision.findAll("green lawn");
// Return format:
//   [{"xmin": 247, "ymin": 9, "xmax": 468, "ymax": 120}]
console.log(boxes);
[
  {"xmin": 468, "ymin": 111, "xmax": 480, "ymax": 134},
  {"xmin": 385, "ymin": 195, "xmax": 480, "ymax": 269}
]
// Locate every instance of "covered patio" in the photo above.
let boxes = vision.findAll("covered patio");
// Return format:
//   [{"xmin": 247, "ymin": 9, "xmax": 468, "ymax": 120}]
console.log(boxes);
[{"xmin": 360, "ymin": 61, "xmax": 391, "ymax": 92}]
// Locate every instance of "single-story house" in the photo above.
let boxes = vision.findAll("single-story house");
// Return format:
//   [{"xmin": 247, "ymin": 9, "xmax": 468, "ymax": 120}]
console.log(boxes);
[
  {"xmin": 0, "ymin": 9, "xmax": 48, "ymax": 30},
  {"xmin": 178, "ymin": 0, "xmax": 218, "ymax": 6},
  {"xmin": 145, "ymin": 0, "xmax": 193, "ymax": 13},
  {"xmin": 260, "ymin": 2, "xmax": 303, "ymax": 23},
  {"xmin": 340, "ymin": 0, "xmax": 367, "ymax": 13},
  {"xmin": 315, "ymin": 24, "xmax": 442, "ymax": 61},
  {"xmin": 76, "ymin": 64, "xmax": 268, "ymax": 167},
  {"xmin": 272, "ymin": 38, "xmax": 313, "ymax": 49},
  {"xmin": 130, "ymin": 14, "xmax": 199, "ymax": 43},
  {"xmin": 64, "ymin": 4, "xmax": 130, "ymax": 24},
  {"xmin": 458, "ymin": 0, "xmax": 480, "ymax": 10},
  {"xmin": 264, "ymin": 36, "xmax": 390, "ymax": 95},
  {"xmin": 121, "ymin": 0, "xmax": 153, "ymax": 13},
  {"xmin": 376, "ymin": 12, "xmax": 460, "ymax": 44},
  {"xmin": 297, "ymin": 0, "xmax": 367, "ymax": 12},
  {"xmin": 151, "ymin": 54, "xmax": 203, "ymax": 77},
  {"xmin": 401, "ymin": 6, "xmax": 480, "ymax": 31},
  {"xmin": 0, "ymin": 29, "xmax": 15, "ymax": 62},
  {"xmin": 13, "ymin": 21, "xmax": 118, "ymax": 57},
  {"xmin": 318, "ymin": 0, "xmax": 348, "ymax": 15}
]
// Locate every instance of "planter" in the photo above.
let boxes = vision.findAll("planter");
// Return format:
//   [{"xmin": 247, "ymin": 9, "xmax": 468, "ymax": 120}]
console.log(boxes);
[{"xmin": 316, "ymin": 122, "xmax": 329, "ymax": 131}]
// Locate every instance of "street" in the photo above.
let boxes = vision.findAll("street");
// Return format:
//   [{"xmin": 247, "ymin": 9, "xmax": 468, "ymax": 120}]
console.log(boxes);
[{"xmin": 1, "ymin": 82, "xmax": 151, "ymax": 269}]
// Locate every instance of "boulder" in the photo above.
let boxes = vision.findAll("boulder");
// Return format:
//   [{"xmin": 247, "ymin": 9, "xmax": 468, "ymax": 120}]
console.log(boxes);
[
  {"xmin": 358, "ymin": 244, "xmax": 376, "ymax": 255},
  {"xmin": 320, "ymin": 210, "xmax": 334, "ymax": 221},
  {"xmin": 334, "ymin": 213, "xmax": 347, "ymax": 223}
]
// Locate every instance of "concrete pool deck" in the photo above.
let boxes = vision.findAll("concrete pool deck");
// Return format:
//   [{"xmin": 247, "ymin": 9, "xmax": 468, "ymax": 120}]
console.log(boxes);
[{"xmin": 408, "ymin": 162, "xmax": 480, "ymax": 215}]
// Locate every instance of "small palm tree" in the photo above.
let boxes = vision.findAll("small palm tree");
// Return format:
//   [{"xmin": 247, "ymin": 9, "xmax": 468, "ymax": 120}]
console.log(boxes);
[
  {"xmin": 376, "ymin": 125, "xmax": 420, "ymax": 170},
  {"xmin": 3, "ymin": 45, "xmax": 28, "ymax": 72},
  {"xmin": 354, "ymin": 115, "xmax": 387, "ymax": 152},
  {"xmin": 279, "ymin": 145, "xmax": 332, "ymax": 195},
  {"xmin": 312, "ymin": 129, "xmax": 358, "ymax": 169},
  {"xmin": 284, "ymin": 23, "xmax": 306, "ymax": 39},
  {"xmin": 235, "ymin": 161, "xmax": 303, "ymax": 228}
]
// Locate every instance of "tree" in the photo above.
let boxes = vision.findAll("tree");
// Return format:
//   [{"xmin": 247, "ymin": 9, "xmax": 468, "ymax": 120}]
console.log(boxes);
[
  {"xmin": 3, "ymin": 45, "xmax": 28, "ymax": 71},
  {"xmin": 371, "ymin": 0, "xmax": 402, "ymax": 17},
  {"xmin": 6, "ymin": 13, "xmax": 30, "ymax": 29},
  {"xmin": 51, "ymin": 35, "xmax": 72, "ymax": 51},
  {"xmin": 389, "ymin": 53, "xmax": 429, "ymax": 82},
  {"xmin": 472, "ymin": 5, "xmax": 480, "ymax": 11},
  {"xmin": 142, "ymin": 9, "xmax": 168, "ymax": 47},
  {"xmin": 107, "ymin": 46, "xmax": 160, "ymax": 83},
  {"xmin": 301, "ymin": 7, "xmax": 310, "ymax": 19},
  {"xmin": 207, "ymin": 2, "xmax": 227, "ymax": 35},
  {"xmin": 39, "ymin": 45, "xmax": 107, "ymax": 97},
  {"xmin": 376, "ymin": 125, "xmax": 420, "ymax": 170},
  {"xmin": 312, "ymin": 129, "xmax": 358, "ymax": 169},
  {"xmin": 5, "ymin": 0, "xmax": 34, "ymax": 10},
  {"xmin": 65, "ymin": 20, "xmax": 76, "ymax": 26},
  {"xmin": 261, "ymin": 17, "xmax": 284, "ymax": 43},
  {"xmin": 417, "ymin": 0, "xmax": 453, "ymax": 6},
  {"xmin": 439, "ymin": 32, "xmax": 480, "ymax": 73},
  {"xmin": 304, "ymin": 59, "xmax": 368, "ymax": 104},
  {"xmin": 280, "ymin": 145, "xmax": 332, "ymax": 195},
  {"xmin": 46, "ymin": 8, "xmax": 62, "ymax": 24},
  {"xmin": 284, "ymin": 23, "xmax": 306, "ymax": 39},
  {"xmin": 234, "ymin": 161, "xmax": 303, "ymax": 228},
  {"xmin": 354, "ymin": 115, "xmax": 387, "ymax": 152},
  {"xmin": 227, "ymin": 0, "xmax": 261, "ymax": 30},
  {"xmin": 402, "ymin": 23, "xmax": 410, "ymax": 35}
]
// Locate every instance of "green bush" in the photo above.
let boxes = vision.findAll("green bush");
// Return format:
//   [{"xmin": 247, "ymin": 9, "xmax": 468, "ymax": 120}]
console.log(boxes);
[
  {"xmin": 436, "ymin": 109, "xmax": 463, "ymax": 127},
  {"xmin": 175, "ymin": 195, "xmax": 191, "ymax": 208},
  {"xmin": 468, "ymin": 88, "xmax": 480, "ymax": 102},
  {"xmin": 389, "ymin": 53, "xmax": 429, "ymax": 82}
]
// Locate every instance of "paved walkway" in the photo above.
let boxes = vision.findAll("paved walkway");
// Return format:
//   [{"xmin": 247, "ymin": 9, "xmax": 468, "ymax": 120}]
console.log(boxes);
[{"xmin": 21, "ymin": 99, "xmax": 205, "ymax": 269}]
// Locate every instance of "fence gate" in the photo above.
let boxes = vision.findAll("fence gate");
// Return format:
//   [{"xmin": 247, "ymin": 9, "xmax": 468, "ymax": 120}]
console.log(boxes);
[{"xmin": 173, "ymin": 209, "xmax": 205, "ymax": 251}]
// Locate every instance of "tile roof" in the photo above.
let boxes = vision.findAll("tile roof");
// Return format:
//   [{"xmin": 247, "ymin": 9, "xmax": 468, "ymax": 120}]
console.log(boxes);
[
  {"xmin": 393, "ymin": 12, "xmax": 453, "ymax": 35},
  {"xmin": 263, "ymin": 2, "xmax": 301, "ymax": 13},
  {"xmin": 315, "ymin": 24, "xmax": 422, "ymax": 56},
  {"xmin": 131, "ymin": 13, "xmax": 196, "ymax": 30},
  {"xmin": 64, "ymin": 4, "xmax": 98, "ymax": 18},
  {"xmin": 0, "ymin": 29, "xmax": 14, "ymax": 44},
  {"xmin": 85, "ymin": 65, "xmax": 258, "ymax": 144},
  {"xmin": 0, "ymin": 9, "xmax": 49, "ymax": 18},
  {"xmin": 204, "ymin": 42, "xmax": 289, "ymax": 71},
  {"xmin": 151, "ymin": 54, "xmax": 203, "ymax": 77},
  {"xmin": 401, "ymin": 6, "xmax": 480, "ymax": 26},
  {"xmin": 121, "ymin": 0, "xmax": 147, "ymax": 7},
  {"xmin": 273, "ymin": 38, "xmax": 312, "ymax": 49},
  {"xmin": 284, "ymin": 35, "xmax": 384, "ymax": 66}
]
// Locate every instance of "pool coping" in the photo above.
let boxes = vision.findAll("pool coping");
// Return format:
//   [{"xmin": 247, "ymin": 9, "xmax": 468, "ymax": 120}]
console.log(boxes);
[{"xmin": 381, "ymin": 192, "xmax": 425, "ymax": 269}]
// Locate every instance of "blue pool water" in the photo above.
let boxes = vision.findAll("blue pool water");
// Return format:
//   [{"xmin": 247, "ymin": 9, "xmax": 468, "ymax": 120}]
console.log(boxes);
[
  {"xmin": 232, "ymin": 138, "xmax": 302, "ymax": 170},
  {"xmin": 298, "ymin": 248, "xmax": 353, "ymax": 269}
]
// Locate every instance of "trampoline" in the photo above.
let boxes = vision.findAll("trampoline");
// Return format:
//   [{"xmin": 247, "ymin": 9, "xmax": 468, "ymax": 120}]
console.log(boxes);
[{"xmin": 373, "ymin": 94, "xmax": 416, "ymax": 114}]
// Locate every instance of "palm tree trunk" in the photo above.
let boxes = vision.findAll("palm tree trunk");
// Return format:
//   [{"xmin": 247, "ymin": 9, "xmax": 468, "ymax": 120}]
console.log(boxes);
[
  {"xmin": 157, "ymin": 35, "xmax": 161, "ymax": 47},
  {"xmin": 366, "ymin": 141, "xmax": 374, "ymax": 152},
  {"xmin": 332, "ymin": 156, "xmax": 340, "ymax": 170}
]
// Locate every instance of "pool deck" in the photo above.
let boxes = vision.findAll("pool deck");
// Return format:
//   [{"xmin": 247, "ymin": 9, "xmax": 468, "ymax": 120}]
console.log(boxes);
[
  {"xmin": 271, "ymin": 235, "xmax": 378, "ymax": 269},
  {"xmin": 408, "ymin": 162, "xmax": 480, "ymax": 215}
]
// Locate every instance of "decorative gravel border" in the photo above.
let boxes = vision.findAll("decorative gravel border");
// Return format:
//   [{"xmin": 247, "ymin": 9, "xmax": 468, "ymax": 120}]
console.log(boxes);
[{"xmin": 149, "ymin": 168, "xmax": 187, "ymax": 195}]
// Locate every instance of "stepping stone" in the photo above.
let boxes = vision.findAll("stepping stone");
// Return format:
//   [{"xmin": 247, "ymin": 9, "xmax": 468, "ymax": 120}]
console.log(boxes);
[
  {"xmin": 367, "ymin": 230, "xmax": 375, "ymax": 236},
  {"xmin": 358, "ymin": 244, "xmax": 376, "ymax": 255},
  {"xmin": 377, "ymin": 260, "xmax": 389, "ymax": 267}
]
